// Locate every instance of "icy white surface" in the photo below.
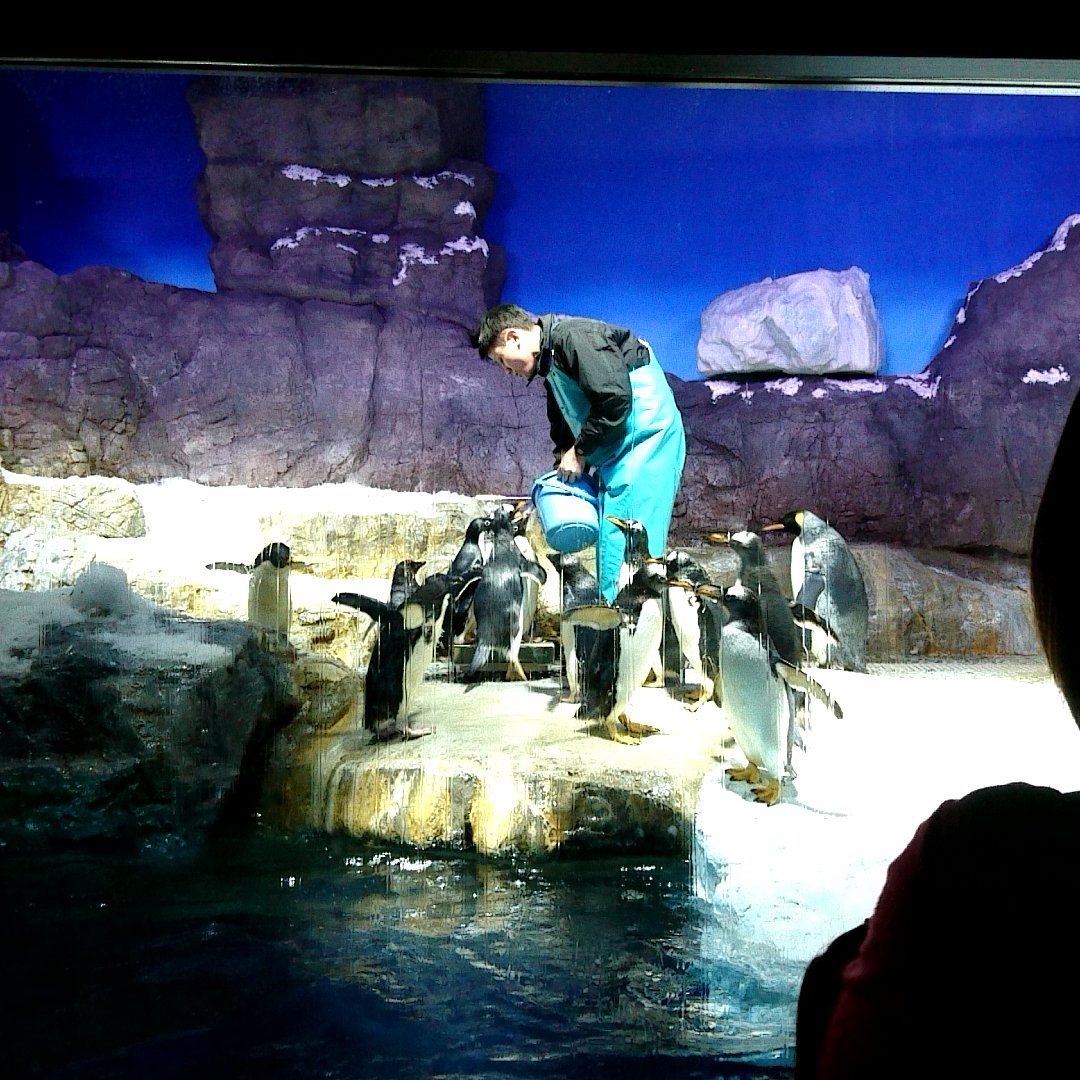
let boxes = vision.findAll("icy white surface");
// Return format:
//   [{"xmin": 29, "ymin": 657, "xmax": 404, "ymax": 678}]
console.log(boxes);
[{"xmin": 691, "ymin": 662, "xmax": 1080, "ymax": 1019}]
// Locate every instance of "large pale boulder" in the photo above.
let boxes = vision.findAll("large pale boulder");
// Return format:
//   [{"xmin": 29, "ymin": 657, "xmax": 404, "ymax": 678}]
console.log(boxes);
[{"xmin": 696, "ymin": 266, "xmax": 883, "ymax": 376}]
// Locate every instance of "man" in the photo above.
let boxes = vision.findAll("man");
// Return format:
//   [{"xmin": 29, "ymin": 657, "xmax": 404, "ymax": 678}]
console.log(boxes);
[{"xmin": 474, "ymin": 303, "xmax": 685, "ymax": 601}]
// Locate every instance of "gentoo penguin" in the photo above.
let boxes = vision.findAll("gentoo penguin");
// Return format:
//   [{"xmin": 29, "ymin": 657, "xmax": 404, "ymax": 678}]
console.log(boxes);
[
  {"xmin": 332, "ymin": 572, "xmax": 467, "ymax": 741},
  {"xmin": 567, "ymin": 518, "xmax": 667, "ymax": 744},
  {"xmin": 247, "ymin": 542, "xmax": 293, "ymax": 651},
  {"xmin": 547, "ymin": 550, "xmax": 599, "ymax": 703},
  {"xmin": 388, "ymin": 558, "xmax": 426, "ymax": 610},
  {"xmin": 442, "ymin": 514, "xmax": 493, "ymax": 653},
  {"xmin": 511, "ymin": 503, "xmax": 542, "ymax": 644},
  {"xmin": 206, "ymin": 541, "xmax": 294, "ymax": 642},
  {"xmin": 664, "ymin": 550, "xmax": 715, "ymax": 708},
  {"xmin": 465, "ymin": 506, "xmax": 547, "ymax": 681},
  {"xmin": 696, "ymin": 582, "xmax": 842, "ymax": 805},
  {"xmin": 721, "ymin": 530, "xmax": 802, "ymax": 671},
  {"xmin": 765, "ymin": 510, "xmax": 869, "ymax": 672}
]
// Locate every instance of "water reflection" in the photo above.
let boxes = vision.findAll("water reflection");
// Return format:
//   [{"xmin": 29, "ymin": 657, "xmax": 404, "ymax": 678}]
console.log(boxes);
[{"xmin": 1, "ymin": 831, "xmax": 793, "ymax": 1078}]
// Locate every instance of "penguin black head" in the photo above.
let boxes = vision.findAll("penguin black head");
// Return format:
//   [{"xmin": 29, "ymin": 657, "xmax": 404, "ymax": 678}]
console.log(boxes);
[
  {"xmin": 254, "ymin": 542, "xmax": 291, "ymax": 569},
  {"xmin": 607, "ymin": 516, "xmax": 653, "ymax": 563}
]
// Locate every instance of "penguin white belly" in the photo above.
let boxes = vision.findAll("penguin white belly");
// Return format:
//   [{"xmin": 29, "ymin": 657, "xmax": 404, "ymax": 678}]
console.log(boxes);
[
  {"xmin": 719, "ymin": 633, "xmax": 788, "ymax": 780},
  {"xmin": 667, "ymin": 587, "xmax": 712, "ymax": 697},
  {"xmin": 612, "ymin": 597, "xmax": 665, "ymax": 717},
  {"xmin": 789, "ymin": 535, "xmax": 805, "ymax": 605}
]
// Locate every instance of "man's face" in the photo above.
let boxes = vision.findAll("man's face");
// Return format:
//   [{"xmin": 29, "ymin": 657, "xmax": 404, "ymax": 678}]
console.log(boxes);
[{"xmin": 488, "ymin": 328, "xmax": 539, "ymax": 379}]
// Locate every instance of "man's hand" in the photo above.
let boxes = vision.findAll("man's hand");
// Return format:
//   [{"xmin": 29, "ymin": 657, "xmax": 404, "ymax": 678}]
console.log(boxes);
[{"xmin": 556, "ymin": 446, "xmax": 585, "ymax": 481}]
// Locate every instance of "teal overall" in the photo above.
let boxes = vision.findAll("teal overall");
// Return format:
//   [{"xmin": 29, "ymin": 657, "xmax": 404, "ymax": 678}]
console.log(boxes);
[{"xmin": 545, "ymin": 348, "xmax": 686, "ymax": 600}]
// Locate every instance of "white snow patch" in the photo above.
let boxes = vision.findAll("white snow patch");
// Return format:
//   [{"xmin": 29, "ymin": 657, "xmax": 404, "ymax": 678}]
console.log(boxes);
[
  {"xmin": 440, "ymin": 235, "xmax": 488, "ymax": 257},
  {"xmin": 412, "ymin": 170, "xmax": 475, "ymax": 189},
  {"xmin": 995, "ymin": 214, "xmax": 1080, "ymax": 283},
  {"xmin": 823, "ymin": 378, "xmax": 887, "ymax": 395},
  {"xmin": 393, "ymin": 243, "xmax": 439, "ymax": 286},
  {"xmin": 361, "ymin": 177, "xmax": 396, "ymax": 188},
  {"xmin": 371, "ymin": 234, "xmax": 390, "ymax": 244},
  {"xmin": 281, "ymin": 164, "xmax": 351, "ymax": 187},
  {"xmin": 943, "ymin": 335, "xmax": 957, "ymax": 350},
  {"xmin": 271, "ymin": 226, "xmax": 319, "ymax": 251},
  {"xmin": 336, "ymin": 244, "xmax": 359, "ymax": 255},
  {"xmin": 896, "ymin": 373, "xmax": 941, "ymax": 399},
  {"xmin": 272, "ymin": 226, "xmax": 383, "ymax": 252},
  {"xmin": 1023, "ymin": 366, "xmax": 1071, "ymax": 386},
  {"xmin": 706, "ymin": 380, "xmax": 742, "ymax": 401},
  {"xmin": 812, "ymin": 387, "xmax": 829, "ymax": 399},
  {"xmin": 454, "ymin": 200, "xmax": 477, "ymax": 219},
  {"xmin": 764, "ymin": 377, "xmax": 802, "ymax": 397}
]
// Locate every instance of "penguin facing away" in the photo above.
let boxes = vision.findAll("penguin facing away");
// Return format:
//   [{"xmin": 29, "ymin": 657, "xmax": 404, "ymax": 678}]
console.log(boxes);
[
  {"xmin": 566, "ymin": 517, "xmax": 667, "ymax": 745},
  {"xmin": 465, "ymin": 506, "xmax": 548, "ymax": 682},
  {"xmin": 766, "ymin": 510, "xmax": 869, "ymax": 672},
  {"xmin": 547, "ymin": 550, "xmax": 600, "ymax": 704}
]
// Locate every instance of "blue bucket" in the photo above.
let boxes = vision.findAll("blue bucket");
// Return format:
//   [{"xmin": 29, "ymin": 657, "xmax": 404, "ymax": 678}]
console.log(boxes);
[{"xmin": 530, "ymin": 470, "xmax": 600, "ymax": 553}]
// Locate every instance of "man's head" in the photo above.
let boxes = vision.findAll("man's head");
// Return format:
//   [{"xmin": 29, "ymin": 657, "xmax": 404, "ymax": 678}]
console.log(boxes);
[{"xmin": 473, "ymin": 304, "xmax": 542, "ymax": 379}]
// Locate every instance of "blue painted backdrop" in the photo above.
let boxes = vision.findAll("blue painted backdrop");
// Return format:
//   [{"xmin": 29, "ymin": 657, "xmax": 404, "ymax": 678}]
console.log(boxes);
[{"xmin": 4, "ymin": 67, "xmax": 1080, "ymax": 379}]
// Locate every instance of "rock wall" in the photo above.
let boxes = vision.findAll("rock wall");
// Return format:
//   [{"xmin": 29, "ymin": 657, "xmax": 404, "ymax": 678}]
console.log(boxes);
[{"xmin": 1, "ymin": 75, "xmax": 1079, "ymax": 555}]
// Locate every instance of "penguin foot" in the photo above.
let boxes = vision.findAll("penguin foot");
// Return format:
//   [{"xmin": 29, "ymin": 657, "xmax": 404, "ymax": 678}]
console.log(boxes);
[
  {"xmin": 641, "ymin": 671, "xmax": 664, "ymax": 689},
  {"xmin": 683, "ymin": 685, "xmax": 711, "ymax": 711},
  {"xmin": 505, "ymin": 661, "xmax": 528, "ymax": 681},
  {"xmin": 751, "ymin": 778, "xmax": 782, "ymax": 806},
  {"xmin": 726, "ymin": 762, "xmax": 760, "ymax": 784},
  {"xmin": 605, "ymin": 717, "xmax": 639, "ymax": 745},
  {"xmin": 622, "ymin": 713, "xmax": 660, "ymax": 737},
  {"xmin": 560, "ymin": 689, "xmax": 581, "ymax": 704}
]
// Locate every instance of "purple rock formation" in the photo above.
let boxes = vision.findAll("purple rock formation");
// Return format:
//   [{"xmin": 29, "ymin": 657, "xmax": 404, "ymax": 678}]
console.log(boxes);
[{"xmin": 1, "ymin": 75, "xmax": 1078, "ymax": 556}]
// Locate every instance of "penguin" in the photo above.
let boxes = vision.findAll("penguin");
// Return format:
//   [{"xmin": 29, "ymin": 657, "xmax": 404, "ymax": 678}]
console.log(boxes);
[
  {"xmin": 695, "ymin": 582, "xmax": 842, "ymax": 805},
  {"xmin": 441, "ymin": 514, "xmax": 493, "ymax": 653},
  {"xmin": 547, "ymin": 550, "xmax": 600, "ymax": 703},
  {"xmin": 511, "ymin": 503, "xmax": 542, "ymax": 644},
  {"xmin": 566, "ymin": 518, "xmax": 667, "ymax": 744},
  {"xmin": 205, "ymin": 541, "xmax": 294, "ymax": 643},
  {"xmin": 332, "ymin": 571, "xmax": 469, "ymax": 741},
  {"xmin": 664, "ymin": 550, "xmax": 715, "ymax": 708},
  {"xmin": 721, "ymin": 530, "xmax": 802, "ymax": 672},
  {"xmin": 765, "ymin": 509, "xmax": 869, "ymax": 673},
  {"xmin": 388, "ymin": 558, "xmax": 426, "ymax": 610},
  {"xmin": 465, "ymin": 506, "xmax": 548, "ymax": 682}
]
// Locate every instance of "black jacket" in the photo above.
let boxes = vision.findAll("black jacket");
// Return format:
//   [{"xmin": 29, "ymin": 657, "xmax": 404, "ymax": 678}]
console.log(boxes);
[{"xmin": 538, "ymin": 314, "xmax": 651, "ymax": 462}]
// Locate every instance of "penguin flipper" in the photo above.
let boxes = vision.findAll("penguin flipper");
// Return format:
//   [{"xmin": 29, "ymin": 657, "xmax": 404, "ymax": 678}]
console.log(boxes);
[
  {"xmin": 795, "ymin": 571, "xmax": 827, "ymax": 610},
  {"xmin": 564, "ymin": 603, "xmax": 625, "ymax": 631},
  {"xmin": 774, "ymin": 660, "xmax": 843, "ymax": 719},
  {"xmin": 206, "ymin": 561, "xmax": 254, "ymax": 574},
  {"xmin": 332, "ymin": 592, "xmax": 399, "ymax": 627}
]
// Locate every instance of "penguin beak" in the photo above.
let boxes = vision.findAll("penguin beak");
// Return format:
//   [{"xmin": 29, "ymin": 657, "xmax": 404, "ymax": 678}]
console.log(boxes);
[
  {"xmin": 760, "ymin": 523, "xmax": 786, "ymax": 533},
  {"xmin": 606, "ymin": 515, "xmax": 630, "ymax": 528},
  {"xmin": 695, "ymin": 582, "xmax": 725, "ymax": 600},
  {"xmin": 666, "ymin": 577, "xmax": 696, "ymax": 590},
  {"xmin": 705, "ymin": 531, "xmax": 731, "ymax": 544}
]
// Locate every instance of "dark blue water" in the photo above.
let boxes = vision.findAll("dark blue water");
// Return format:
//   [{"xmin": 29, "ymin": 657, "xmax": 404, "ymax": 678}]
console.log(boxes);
[{"xmin": 0, "ymin": 828, "xmax": 794, "ymax": 1078}]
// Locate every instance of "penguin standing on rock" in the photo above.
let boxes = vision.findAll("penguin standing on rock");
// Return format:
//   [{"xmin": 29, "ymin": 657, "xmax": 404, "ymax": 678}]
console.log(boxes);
[
  {"xmin": 388, "ymin": 558, "xmax": 426, "ymax": 610},
  {"xmin": 333, "ymin": 571, "xmax": 475, "ymax": 741},
  {"xmin": 688, "ymin": 580, "xmax": 842, "ymax": 805},
  {"xmin": 206, "ymin": 541, "xmax": 295, "ymax": 649},
  {"xmin": 465, "ymin": 506, "xmax": 547, "ymax": 682},
  {"xmin": 441, "ymin": 515, "xmax": 493, "ymax": 653},
  {"xmin": 566, "ymin": 517, "xmax": 667, "ymax": 744},
  {"xmin": 765, "ymin": 510, "xmax": 869, "ymax": 672},
  {"xmin": 664, "ymin": 550, "xmax": 715, "ymax": 708},
  {"xmin": 547, "ymin": 550, "xmax": 599, "ymax": 703}
]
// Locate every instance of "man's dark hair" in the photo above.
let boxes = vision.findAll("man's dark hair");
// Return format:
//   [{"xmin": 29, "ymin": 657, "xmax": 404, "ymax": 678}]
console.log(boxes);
[{"xmin": 472, "ymin": 303, "xmax": 536, "ymax": 357}]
